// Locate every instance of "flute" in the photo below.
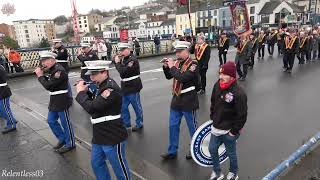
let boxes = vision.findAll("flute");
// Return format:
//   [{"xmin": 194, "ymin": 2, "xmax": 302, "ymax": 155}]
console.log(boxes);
[{"xmin": 73, "ymin": 80, "xmax": 94, "ymax": 86}]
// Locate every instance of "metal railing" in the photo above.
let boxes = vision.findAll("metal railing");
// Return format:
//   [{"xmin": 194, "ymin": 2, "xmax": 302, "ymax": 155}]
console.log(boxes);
[
  {"xmin": 262, "ymin": 131, "xmax": 320, "ymax": 180},
  {"xmin": 6, "ymin": 39, "xmax": 174, "ymax": 71}
]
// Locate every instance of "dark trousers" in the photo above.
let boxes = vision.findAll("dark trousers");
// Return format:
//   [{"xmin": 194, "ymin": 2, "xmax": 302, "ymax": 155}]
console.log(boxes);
[
  {"xmin": 277, "ymin": 43, "xmax": 282, "ymax": 55},
  {"xmin": 107, "ymin": 52, "xmax": 112, "ymax": 61},
  {"xmin": 218, "ymin": 52, "xmax": 227, "ymax": 65},
  {"xmin": 101, "ymin": 56, "xmax": 107, "ymax": 60},
  {"xmin": 199, "ymin": 68, "xmax": 207, "ymax": 91},
  {"xmin": 250, "ymin": 53, "xmax": 255, "ymax": 67},
  {"xmin": 283, "ymin": 52, "xmax": 295, "ymax": 70},
  {"xmin": 10, "ymin": 63, "xmax": 23, "ymax": 73},
  {"xmin": 297, "ymin": 50, "xmax": 310, "ymax": 64},
  {"xmin": 268, "ymin": 44, "xmax": 274, "ymax": 55},
  {"xmin": 258, "ymin": 46, "xmax": 265, "ymax": 58},
  {"xmin": 318, "ymin": 44, "xmax": 320, "ymax": 59},
  {"xmin": 236, "ymin": 62, "xmax": 248, "ymax": 78}
]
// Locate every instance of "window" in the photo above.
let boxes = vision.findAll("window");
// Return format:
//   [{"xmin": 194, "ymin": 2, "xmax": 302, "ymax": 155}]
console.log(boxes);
[
  {"xmin": 84, "ymin": 20, "xmax": 87, "ymax": 23},
  {"xmin": 222, "ymin": 11, "xmax": 226, "ymax": 18},
  {"xmin": 85, "ymin": 24, "xmax": 87, "ymax": 27},
  {"xmin": 197, "ymin": 12, "xmax": 201, "ymax": 17},
  {"xmin": 32, "ymin": 21, "xmax": 35, "ymax": 23},
  {"xmin": 208, "ymin": 10, "xmax": 211, "ymax": 17},
  {"xmin": 250, "ymin": 7, "xmax": 255, "ymax": 14},
  {"xmin": 261, "ymin": 15, "xmax": 270, "ymax": 23},
  {"xmin": 250, "ymin": 16, "xmax": 255, "ymax": 25},
  {"xmin": 222, "ymin": 20, "xmax": 226, "ymax": 27},
  {"xmin": 26, "ymin": 39, "xmax": 30, "ymax": 42},
  {"xmin": 214, "ymin": 10, "xmax": 217, "ymax": 16},
  {"xmin": 180, "ymin": 25, "xmax": 182, "ymax": 30},
  {"xmin": 203, "ymin": 19, "xmax": 206, "ymax": 27},
  {"xmin": 163, "ymin": 30, "xmax": 166, "ymax": 34},
  {"xmin": 26, "ymin": 35, "xmax": 29, "ymax": 38},
  {"xmin": 198, "ymin": 20, "xmax": 201, "ymax": 27},
  {"xmin": 84, "ymin": 16, "xmax": 87, "ymax": 19},
  {"xmin": 79, "ymin": 21, "xmax": 81, "ymax": 24},
  {"xmin": 25, "ymin": 30, "xmax": 28, "ymax": 33},
  {"xmin": 24, "ymin": 25, "xmax": 27, "ymax": 29},
  {"xmin": 80, "ymin": 25, "xmax": 82, "ymax": 28}
]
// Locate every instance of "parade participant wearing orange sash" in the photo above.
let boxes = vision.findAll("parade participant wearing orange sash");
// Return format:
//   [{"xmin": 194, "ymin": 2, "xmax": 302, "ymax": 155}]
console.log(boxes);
[
  {"xmin": 297, "ymin": 31, "xmax": 310, "ymax": 65},
  {"xmin": 267, "ymin": 29, "xmax": 278, "ymax": 56},
  {"xmin": 283, "ymin": 29, "xmax": 299, "ymax": 73},
  {"xmin": 161, "ymin": 41, "xmax": 199, "ymax": 160},
  {"xmin": 249, "ymin": 33, "xmax": 258, "ymax": 69},
  {"xmin": 195, "ymin": 33, "xmax": 211, "ymax": 94},
  {"xmin": 218, "ymin": 32, "xmax": 230, "ymax": 66},
  {"xmin": 257, "ymin": 30, "xmax": 267, "ymax": 59},
  {"xmin": 235, "ymin": 35, "xmax": 252, "ymax": 81}
]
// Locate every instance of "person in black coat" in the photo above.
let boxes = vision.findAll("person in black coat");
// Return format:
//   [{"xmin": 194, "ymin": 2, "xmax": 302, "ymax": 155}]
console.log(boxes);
[
  {"xmin": 0, "ymin": 64, "xmax": 17, "ymax": 134},
  {"xmin": 257, "ymin": 30, "xmax": 267, "ymax": 59},
  {"xmin": 195, "ymin": 34, "xmax": 211, "ymax": 94},
  {"xmin": 218, "ymin": 32, "xmax": 229, "ymax": 66},
  {"xmin": 115, "ymin": 43, "xmax": 143, "ymax": 132},
  {"xmin": 34, "ymin": 52, "xmax": 75, "ymax": 154},
  {"xmin": 75, "ymin": 60, "xmax": 131, "ymax": 180},
  {"xmin": 297, "ymin": 31, "xmax": 310, "ymax": 64},
  {"xmin": 77, "ymin": 43, "xmax": 99, "ymax": 82},
  {"xmin": 283, "ymin": 29, "xmax": 299, "ymax": 73},
  {"xmin": 267, "ymin": 29, "xmax": 277, "ymax": 56},
  {"xmin": 208, "ymin": 61, "xmax": 247, "ymax": 180},
  {"xmin": 249, "ymin": 33, "xmax": 258, "ymax": 69}
]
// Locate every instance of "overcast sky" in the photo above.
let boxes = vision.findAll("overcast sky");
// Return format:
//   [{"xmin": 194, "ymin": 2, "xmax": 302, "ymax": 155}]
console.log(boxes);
[{"xmin": 0, "ymin": 0, "xmax": 149, "ymax": 24}]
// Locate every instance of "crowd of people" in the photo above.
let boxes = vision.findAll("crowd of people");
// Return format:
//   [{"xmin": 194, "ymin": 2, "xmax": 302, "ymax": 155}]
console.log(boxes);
[
  {"xmin": 2, "ymin": 25, "xmax": 320, "ymax": 180},
  {"xmin": 0, "ymin": 47, "xmax": 24, "ymax": 74}
]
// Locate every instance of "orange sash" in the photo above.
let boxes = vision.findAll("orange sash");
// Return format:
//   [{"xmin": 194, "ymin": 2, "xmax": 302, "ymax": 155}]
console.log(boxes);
[
  {"xmin": 172, "ymin": 58, "xmax": 193, "ymax": 96},
  {"xmin": 237, "ymin": 40, "xmax": 248, "ymax": 53},
  {"xmin": 299, "ymin": 37, "xmax": 307, "ymax": 48},
  {"xmin": 285, "ymin": 36, "xmax": 297, "ymax": 49},
  {"xmin": 258, "ymin": 34, "xmax": 266, "ymax": 42},
  {"xmin": 195, "ymin": 43, "xmax": 208, "ymax": 61},
  {"xmin": 219, "ymin": 38, "xmax": 228, "ymax": 47}
]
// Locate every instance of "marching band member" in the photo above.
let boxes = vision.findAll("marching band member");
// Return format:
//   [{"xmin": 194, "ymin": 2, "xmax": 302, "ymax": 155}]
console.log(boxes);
[
  {"xmin": 249, "ymin": 33, "xmax": 258, "ymax": 69},
  {"xmin": 0, "ymin": 63, "xmax": 17, "ymax": 134},
  {"xmin": 218, "ymin": 32, "xmax": 229, "ymax": 66},
  {"xmin": 267, "ymin": 29, "xmax": 277, "ymax": 56},
  {"xmin": 257, "ymin": 30, "xmax": 267, "ymax": 59},
  {"xmin": 161, "ymin": 41, "xmax": 199, "ymax": 160},
  {"xmin": 35, "ymin": 52, "xmax": 75, "ymax": 154},
  {"xmin": 208, "ymin": 61, "xmax": 247, "ymax": 180},
  {"xmin": 235, "ymin": 35, "xmax": 252, "ymax": 81},
  {"xmin": 76, "ymin": 60, "xmax": 131, "ymax": 180},
  {"xmin": 115, "ymin": 43, "xmax": 144, "ymax": 132},
  {"xmin": 297, "ymin": 31, "xmax": 310, "ymax": 65},
  {"xmin": 283, "ymin": 29, "xmax": 299, "ymax": 73},
  {"xmin": 195, "ymin": 33, "xmax": 211, "ymax": 94}
]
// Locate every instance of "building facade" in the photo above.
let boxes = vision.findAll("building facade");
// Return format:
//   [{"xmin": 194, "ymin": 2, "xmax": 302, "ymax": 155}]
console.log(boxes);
[
  {"xmin": 78, "ymin": 13, "xmax": 103, "ymax": 33},
  {"xmin": 13, "ymin": 19, "xmax": 56, "ymax": 48},
  {"xmin": 0, "ymin": 23, "xmax": 16, "ymax": 40}
]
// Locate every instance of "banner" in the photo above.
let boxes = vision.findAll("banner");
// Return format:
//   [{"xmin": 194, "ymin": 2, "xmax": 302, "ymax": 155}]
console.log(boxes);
[
  {"xmin": 120, "ymin": 29, "xmax": 128, "ymax": 42},
  {"xmin": 190, "ymin": 120, "xmax": 228, "ymax": 167},
  {"xmin": 230, "ymin": 1, "xmax": 251, "ymax": 37}
]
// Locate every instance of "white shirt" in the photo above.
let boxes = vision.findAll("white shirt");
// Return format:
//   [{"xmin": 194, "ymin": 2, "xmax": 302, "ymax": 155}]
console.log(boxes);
[{"xmin": 211, "ymin": 125, "xmax": 230, "ymax": 136}]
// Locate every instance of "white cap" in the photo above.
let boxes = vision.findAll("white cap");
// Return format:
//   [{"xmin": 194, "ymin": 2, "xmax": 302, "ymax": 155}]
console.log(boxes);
[
  {"xmin": 80, "ymin": 43, "xmax": 91, "ymax": 48},
  {"xmin": 82, "ymin": 60, "xmax": 112, "ymax": 75},
  {"xmin": 52, "ymin": 38, "xmax": 62, "ymax": 43},
  {"xmin": 39, "ymin": 51, "xmax": 57, "ymax": 60},
  {"xmin": 117, "ymin": 42, "xmax": 132, "ymax": 50},
  {"xmin": 174, "ymin": 41, "xmax": 191, "ymax": 51}
]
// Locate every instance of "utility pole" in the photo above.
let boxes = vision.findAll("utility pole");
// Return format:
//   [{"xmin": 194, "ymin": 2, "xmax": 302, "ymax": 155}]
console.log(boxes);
[{"xmin": 207, "ymin": 0, "xmax": 211, "ymax": 40}]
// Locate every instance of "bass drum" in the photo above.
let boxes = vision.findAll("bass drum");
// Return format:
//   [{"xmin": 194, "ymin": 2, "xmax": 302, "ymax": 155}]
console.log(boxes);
[{"xmin": 190, "ymin": 120, "xmax": 228, "ymax": 167}]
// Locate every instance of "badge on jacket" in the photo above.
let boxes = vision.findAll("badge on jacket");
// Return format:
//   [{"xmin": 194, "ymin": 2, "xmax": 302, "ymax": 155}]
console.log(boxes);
[
  {"xmin": 224, "ymin": 92, "xmax": 234, "ymax": 103},
  {"xmin": 189, "ymin": 64, "xmax": 197, "ymax": 72}
]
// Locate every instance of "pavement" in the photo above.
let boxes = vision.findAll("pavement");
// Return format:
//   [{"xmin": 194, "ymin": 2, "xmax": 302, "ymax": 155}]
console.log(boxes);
[{"xmin": 3, "ymin": 47, "xmax": 320, "ymax": 180}]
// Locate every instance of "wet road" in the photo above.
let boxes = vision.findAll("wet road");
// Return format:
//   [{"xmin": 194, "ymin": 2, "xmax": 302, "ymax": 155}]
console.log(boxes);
[{"xmin": 8, "ymin": 48, "xmax": 320, "ymax": 180}]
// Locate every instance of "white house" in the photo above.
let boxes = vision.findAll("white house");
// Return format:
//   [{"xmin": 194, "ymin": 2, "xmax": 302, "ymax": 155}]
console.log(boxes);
[
  {"xmin": 160, "ymin": 18, "xmax": 176, "ymax": 36},
  {"xmin": 94, "ymin": 17, "xmax": 117, "ymax": 32},
  {"xmin": 103, "ymin": 24, "xmax": 120, "ymax": 39},
  {"xmin": 247, "ymin": 0, "xmax": 266, "ymax": 25},
  {"xmin": 128, "ymin": 22, "xmax": 148, "ymax": 38}
]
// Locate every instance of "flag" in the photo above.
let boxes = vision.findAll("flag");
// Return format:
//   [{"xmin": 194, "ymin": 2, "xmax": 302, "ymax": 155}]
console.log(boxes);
[
  {"xmin": 229, "ymin": 1, "xmax": 251, "ymax": 37},
  {"xmin": 177, "ymin": 0, "xmax": 188, "ymax": 6}
]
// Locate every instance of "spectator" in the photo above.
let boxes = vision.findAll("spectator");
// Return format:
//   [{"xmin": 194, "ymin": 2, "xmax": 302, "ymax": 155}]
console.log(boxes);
[
  {"xmin": 105, "ymin": 39, "xmax": 113, "ymax": 60},
  {"xmin": 0, "ymin": 49, "xmax": 9, "ymax": 73},
  {"xmin": 8, "ymin": 48, "xmax": 24, "ymax": 73},
  {"xmin": 97, "ymin": 40, "xmax": 108, "ymax": 60},
  {"xmin": 133, "ymin": 38, "xmax": 141, "ymax": 56},
  {"xmin": 154, "ymin": 35, "xmax": 161, "ymax": 54}
]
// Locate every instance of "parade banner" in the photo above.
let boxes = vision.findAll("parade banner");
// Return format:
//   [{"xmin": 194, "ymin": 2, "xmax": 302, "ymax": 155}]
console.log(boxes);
[
  {"xmin": 229, "ymin": 0, "xmax": 251, "ymax": 37},
  {"xmin": 190, "ymin": 120, "xmax": 228, "ymax": 167}
]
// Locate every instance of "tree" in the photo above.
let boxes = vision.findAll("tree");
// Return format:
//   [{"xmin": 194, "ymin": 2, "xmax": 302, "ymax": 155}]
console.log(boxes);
[
  {"xmin": 2, "ymin": 36, "xmax": 19, "ymax": 49},
  {"xmin": 38, "ymin": 37, "xmax": 50, "ymax": 48},
  {"xmin": 54, "ymin": 15, "xmax": 68, "ymax": 25}
]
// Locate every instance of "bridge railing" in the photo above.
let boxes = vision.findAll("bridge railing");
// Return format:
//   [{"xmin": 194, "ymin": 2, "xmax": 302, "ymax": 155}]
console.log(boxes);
[{"xmin": 15, "ymin": 39, "xmax": 174, "ymax": 70}]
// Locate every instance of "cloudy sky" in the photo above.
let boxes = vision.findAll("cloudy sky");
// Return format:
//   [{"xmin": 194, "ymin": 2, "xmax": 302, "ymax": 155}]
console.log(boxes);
[{"xmin": 0, "ymin": 0, "xmax": 149, "ymax": 24}]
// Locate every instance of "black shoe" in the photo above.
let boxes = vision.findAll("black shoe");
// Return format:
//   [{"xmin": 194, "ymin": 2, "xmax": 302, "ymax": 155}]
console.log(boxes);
[
  {"xmin": 132, "ymin": 125, "xmax": 143, "ymax": 132},
  {"xmin": 161, "ymin": 153, "xmax": 177, "ymax": 160},
  {"xmin": 55, "ymin": 146, "xmax": 76, "ymax": 154},
  {"xmin": 185, "ymin": 151, "xmax": 192, "ymax": 160},
  {"xmin": 53, "ymin": 142, "xmax": 65, "ymax": 150},
  {"xmin": 2, "ymin": 127, "xmax": 16, "ymax": 134},
  {"xmin": 287, "ymin": 69, "xmax": 292, "ymax": 73}
]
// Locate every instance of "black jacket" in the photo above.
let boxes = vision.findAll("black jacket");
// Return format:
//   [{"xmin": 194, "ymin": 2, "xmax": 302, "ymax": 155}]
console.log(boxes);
[
  {"xmin": 210, "ymin": 81, "xmax": 247, "ymax": 135},
  {"xmin": 38, "ymin": 63, "xmax": 72, "ymax": 112},
  {"xmin": 76, "ymin": 77, "xmax": 128, "ymax": 145},
  {"xmin": 258, "ymin": 34, "xmax": 267, "ymax": 47},
  {"xmin": 0, "ymin": 65, "xmax": 11, "ymax": 99},
  {"xmin": 53, "ymin": 45, "xmax": 69, "ymax": 72},
  {"xmin": 284, "ymin": 35, "xmax": 299, "ymax": 54},
  {"xmin": 250, "ymin": 38, "xmax": 258, "ymax": 54},
  {"xmin": 197, "ymin": 45, "xmax": 211, "ymax": 69},
  {"xmin": 299, "ymin": 37, "xmax": 310, "ymax": 52},
  {"xmin": 163, "ymin": 59, "xmax": 199, "ymax": 111},
  {"xmin": 267, "ymin": 33, "xmax": 277, "ymax": 45},
  {"xmin": 77, "ymin": 49, "xmax": 99, "ymax": 81},
  {"xmin": 218, "ymin": 38, "xmax": 230, "ymax": 53},
  {"xmin": 115, "ymin": 55, "xmax": 143, "ymax": 95}
]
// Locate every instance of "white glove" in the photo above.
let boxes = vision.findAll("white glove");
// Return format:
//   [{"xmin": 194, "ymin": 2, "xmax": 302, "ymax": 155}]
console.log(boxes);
[{"xmin": 224, "ymin": 49, "xmax": 228, "ymax": 52}]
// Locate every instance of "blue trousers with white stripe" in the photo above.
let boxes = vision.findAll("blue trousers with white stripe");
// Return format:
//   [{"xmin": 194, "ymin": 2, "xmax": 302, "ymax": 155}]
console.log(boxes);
[
  {"xmin": 168, "ymin": 109, "xmax": 198, "ymax": 155},
  {"xmin": 47, "ymin": 110, "xmax": 75, "ymax": 148},
  {"xmin": 0, "ymin": 97, "xmax": 16, "ymax": 129},
  {"xmin": 121, "ymin": 93, "xmax": 143, "ymax": 128},
  {"xmin": 91, "ymin": 142, "xmax": 131, "ymax": 180}
]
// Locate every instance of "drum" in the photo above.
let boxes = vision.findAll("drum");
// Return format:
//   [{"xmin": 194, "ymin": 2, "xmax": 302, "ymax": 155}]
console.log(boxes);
[{"xmin": 190, "ymin": 120, "xmax": 228, "ymax": 167}]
